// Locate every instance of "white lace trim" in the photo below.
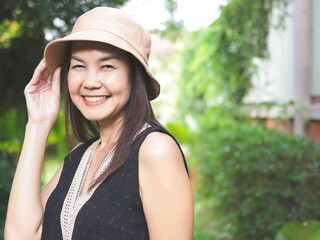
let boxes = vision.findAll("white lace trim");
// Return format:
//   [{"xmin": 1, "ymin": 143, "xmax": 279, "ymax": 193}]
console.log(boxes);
[
  {"xmin": 60, "ymin": 139, "xmax": 115, "ymax": 240},
  {"xmin": 60, "ymin": 123, "xmax": 150, "ymax": 239}
]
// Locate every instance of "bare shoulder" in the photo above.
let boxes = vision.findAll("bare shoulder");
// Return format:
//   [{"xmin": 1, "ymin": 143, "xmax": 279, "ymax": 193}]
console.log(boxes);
[
  {"xmin": 138, "ymin": 131, "xmax": 194, "ymax": 239},
  {"xmin": 139, "ymin": 131, "xmax": 185, "ymax": 171},
  {"xmin": 139, "ymin": 131, "xmax": 189, "ymax": 193}
]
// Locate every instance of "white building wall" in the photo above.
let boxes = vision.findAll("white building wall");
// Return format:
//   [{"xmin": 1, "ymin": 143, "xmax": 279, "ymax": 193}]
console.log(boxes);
[
  {"xmin": 245, "ymin": 2, "xmax": 295, "ymax": 104},
  {"xmin": 246, "ymin": 0, "xmax": 320, "ymax": 103},
  {"xmin": 312, "ymin": 0, "xmax": 320, "ymax": 96}
]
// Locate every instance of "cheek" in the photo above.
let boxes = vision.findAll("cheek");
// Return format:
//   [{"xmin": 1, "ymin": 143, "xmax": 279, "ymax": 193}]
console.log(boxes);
[
  {"xmin": 119, "ymin": 74, "xmax": 132, "ymax": 99},
  {"xmin": 104, "ymin": 72, "xmax": 131, "ymax": 95},
  {"xmin": 67, "ymin": 72, "xmax": 81, "ymax": 102},
  {"xmin": 68, "ymin": 72, "xmax": 78, "ymax": 92}
]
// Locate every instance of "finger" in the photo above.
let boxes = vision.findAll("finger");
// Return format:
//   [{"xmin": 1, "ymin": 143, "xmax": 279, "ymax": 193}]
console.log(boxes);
[
  {"xmin": 51, "ymin": 67, "xmax": 61, "ymax": 93},
  {"xmin": 27, "ymin": 59, "xmax": 48, "ymax": 87},
  {"xmin": 32, "ymin": 59, "xmax": 46, "ymax": 78},
  {"xmin": 26, "ymin": 60, "xmax": 45, "ymax": 88},
  {"xmin": 42, "ymin": 68, "xmax": 50, "ymax": 81}
]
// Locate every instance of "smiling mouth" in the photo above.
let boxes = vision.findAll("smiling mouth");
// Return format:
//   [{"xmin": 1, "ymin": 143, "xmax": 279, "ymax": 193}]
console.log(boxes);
[{"xmin": 83, "ymin": 96, "xmax": 111, "ymax": 102}]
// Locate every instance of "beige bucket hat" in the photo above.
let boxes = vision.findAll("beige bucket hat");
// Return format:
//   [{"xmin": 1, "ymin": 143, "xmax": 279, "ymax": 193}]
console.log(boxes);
[{"xmin": 44, "ymin": 7, "xmax": 160, "ymax": 100}]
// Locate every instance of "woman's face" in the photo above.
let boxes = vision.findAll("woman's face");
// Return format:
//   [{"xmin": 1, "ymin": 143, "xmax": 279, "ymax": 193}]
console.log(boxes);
[{"xmin": 68, "ymin": 41, "xmax": 131, "ymax": 125}]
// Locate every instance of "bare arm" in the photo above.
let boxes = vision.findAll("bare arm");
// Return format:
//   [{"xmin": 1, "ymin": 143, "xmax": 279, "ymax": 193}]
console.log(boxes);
[
  {"xmin": 5, "ymin": 59, "xmax": 61, "ymax": 240},
  {"xmin": 139, "ymin": 132, "xmax": 194, "ymax": 240}
]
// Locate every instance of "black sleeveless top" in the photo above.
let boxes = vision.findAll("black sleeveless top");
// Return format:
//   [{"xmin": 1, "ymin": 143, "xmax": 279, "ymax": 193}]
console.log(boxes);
[{"xmin": 41, "ymin": 125, "xmax": 188, "ymax": 240}]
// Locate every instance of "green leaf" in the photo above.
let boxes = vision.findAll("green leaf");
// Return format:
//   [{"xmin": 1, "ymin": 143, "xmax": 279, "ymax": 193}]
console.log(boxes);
[{"xmin": 275, "ymin": 221, "xmax": 320, "ymax": 240}]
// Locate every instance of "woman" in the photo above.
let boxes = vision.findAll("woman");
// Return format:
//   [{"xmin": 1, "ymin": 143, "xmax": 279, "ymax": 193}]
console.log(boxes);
[{"xmin": 5, "ymin": 6, "xmax": 194, "ymax": 240}]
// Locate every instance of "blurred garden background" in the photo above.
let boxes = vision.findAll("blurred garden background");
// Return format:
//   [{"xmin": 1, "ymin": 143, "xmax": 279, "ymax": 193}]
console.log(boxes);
[{"xmin": 1, "ymin": 0, "xmax": 320, "ymax": 239}]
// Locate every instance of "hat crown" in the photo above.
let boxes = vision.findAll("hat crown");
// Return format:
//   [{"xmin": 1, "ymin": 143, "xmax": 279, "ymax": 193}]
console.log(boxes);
[{"xmin": 72, "ymin": 7, "xmax": 151, "ymax": 63}]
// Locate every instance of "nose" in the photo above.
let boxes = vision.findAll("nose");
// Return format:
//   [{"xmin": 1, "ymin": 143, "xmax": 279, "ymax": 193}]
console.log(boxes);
[{"xmin": 82, "ymin": 70, "xmax": 102, "ymax": 89}]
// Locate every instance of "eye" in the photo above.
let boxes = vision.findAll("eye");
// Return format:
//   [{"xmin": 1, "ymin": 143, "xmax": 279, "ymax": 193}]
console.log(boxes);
[
  {"xmin": 102, "ymin": 65, "xmax": 114, "ymax": 70},
  {"xmin": 71, "ymin": 65, "xmax": 85, "ymax": 69}
]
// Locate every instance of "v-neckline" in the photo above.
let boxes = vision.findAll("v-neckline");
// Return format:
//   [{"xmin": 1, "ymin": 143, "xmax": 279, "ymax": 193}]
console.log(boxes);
[{"xmin": 60, "ymin": 139, "xmax": 116, "ymax": 240}]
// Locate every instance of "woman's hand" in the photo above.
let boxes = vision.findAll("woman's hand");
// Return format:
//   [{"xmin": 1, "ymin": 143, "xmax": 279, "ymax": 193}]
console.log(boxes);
[{"xmin": 24, "ymin": 59, "xmax": 61, "ymax": 128}]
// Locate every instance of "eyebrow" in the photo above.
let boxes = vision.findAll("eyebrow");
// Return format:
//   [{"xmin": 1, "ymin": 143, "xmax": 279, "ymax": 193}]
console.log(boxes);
[{"xmin": 70, "ymin": 55, "xmax": 120, "ymax": 62}]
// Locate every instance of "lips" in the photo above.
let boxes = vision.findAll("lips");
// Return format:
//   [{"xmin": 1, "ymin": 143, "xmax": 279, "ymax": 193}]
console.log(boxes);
[{"xmin": 82, "ymin": 95, "xmax": 110, "ymax": 106}]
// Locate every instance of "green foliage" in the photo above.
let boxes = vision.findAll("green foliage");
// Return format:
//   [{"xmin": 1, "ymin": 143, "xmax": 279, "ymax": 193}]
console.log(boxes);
[
  {"xmin": 194, "ymin": 119, "xmax": 320, "ymax": 239},
  {"xmin": 275, "ymin": 221, "xmax": 320, "ymax": 240},
  {"xmin": 0, "ymin": 108, "xmax": 26, "ymax": 155},
  {"xmin": 0, "ymin": 109, "xmax": 24, "ymax": 238},
  {"xmin": 154, "ymin": 0, "xmax": 184, "ymax": 41},
  {"xmin": 0, "ymin": 107, "xmax": 69, "ymax": 239},
  {"xmin": 171, "ymin": 0, "xmax": 297, "ymax": 236},
  {"xmin": 192, "ymin": 194, "xmax": 222, "ymax": 240},
  {"xmin": 166, "ymin": 121, "xmax": 190, "ymax": 145},
  {"xmin": 0, "ymin": 152, "xmax": 15, "ymax": 238},
  {"xmin": 47, "ymin": 110, "xmax": 69, "ymax": 160},
  {"xmin": 177, "ymin": 0, "xmax": 291, "ymax": 111}
]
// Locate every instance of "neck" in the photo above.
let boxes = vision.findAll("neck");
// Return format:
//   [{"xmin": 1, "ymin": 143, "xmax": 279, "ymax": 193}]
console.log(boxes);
[{"xmin": 98, "ymin": 116, "xmax": 124, "ymax": 149}]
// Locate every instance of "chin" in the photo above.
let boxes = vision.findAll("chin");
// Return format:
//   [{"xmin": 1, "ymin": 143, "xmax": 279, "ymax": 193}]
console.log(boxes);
[{"xmin": 83, "ymin": 115, "xmax": 105, "ymax": 122}]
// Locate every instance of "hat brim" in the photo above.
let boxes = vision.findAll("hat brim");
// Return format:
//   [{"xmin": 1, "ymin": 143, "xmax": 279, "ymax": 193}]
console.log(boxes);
[{"xmin": 44, "ymin": 29, "xmax": 160, "ymax": 100}]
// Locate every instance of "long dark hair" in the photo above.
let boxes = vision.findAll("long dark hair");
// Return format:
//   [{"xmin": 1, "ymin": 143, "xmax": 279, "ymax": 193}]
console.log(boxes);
[{"xmin": 62, "ymin": 43, "xmax": 166, "ymax": 189}]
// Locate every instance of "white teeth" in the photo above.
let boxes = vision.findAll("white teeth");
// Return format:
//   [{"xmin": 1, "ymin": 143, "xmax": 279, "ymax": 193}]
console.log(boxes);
[{"xmin": 84, "ymin": 96, "xmax": 108, "ymax": 102}]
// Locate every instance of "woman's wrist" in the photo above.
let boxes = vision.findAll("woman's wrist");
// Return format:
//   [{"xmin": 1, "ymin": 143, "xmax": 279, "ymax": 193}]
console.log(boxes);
[{"xmin": 26, "ymin": 121, "xmax": 53, "ymax": 138}]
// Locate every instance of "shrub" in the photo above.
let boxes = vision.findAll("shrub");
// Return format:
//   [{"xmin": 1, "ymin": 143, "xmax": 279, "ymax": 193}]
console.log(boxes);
[
  {"xmin": 196, "ymin": 119, "xmax": 320, "ymax": 240},
  {"xmin": 0, "ymin": 151, "xmax": 15, "ymax": 239}
]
